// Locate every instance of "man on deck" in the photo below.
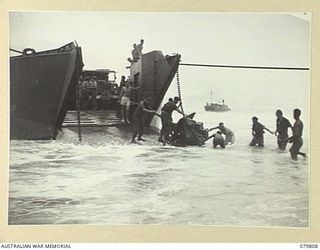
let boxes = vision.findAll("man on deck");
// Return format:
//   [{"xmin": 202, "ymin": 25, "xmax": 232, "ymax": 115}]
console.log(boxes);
[
  {"xmin": 119, "ymin": 80, "xmax": 141, "ymax": 123},
  {"xmin": 119, "ymin": 75, "xmax": 127, "ymax": 88},
  {"xmin": 136, "ymin": 39, "xmax": 144, "ymax": 58},
  {"xmin": 275, "ymin": 109, "xmax": 292, "ymax": 150},
  {"xmin": 159, "ymin": 96, "xmax": 185, "ymax": 144},
  {"xmin": 131, "ymin": 44, "xmax": 139, "ymax": 62}
]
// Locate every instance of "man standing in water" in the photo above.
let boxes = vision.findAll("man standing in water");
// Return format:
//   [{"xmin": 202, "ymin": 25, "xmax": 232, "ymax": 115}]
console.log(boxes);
[
  {"xmin": 288, "ymin": 109, "xmax": 307, "ymax": 160},
  {"xmin": 158, "ymin": 97, "xmax": 185, "ymax": 144},
  {"xmin": 209, "ymin": 122, "xmax": 235, "ymax": 145},
  {"xmin": 250, "ymin": 116, "xmax": 273, "ymax": 147},
  {"xmin": 119, "ymin": 80, "xmax": 140, "ymax": 123},
  {"xmin": 212, "ymin": 131, "xmax": 225, "ymax": 149},
  {"xmin": 275, "ymin": 109, "xmax": 292, "ymax": 150},
  {"xmin": 131, "ymin": 96, "xmax": 158, "ymax": 143}
]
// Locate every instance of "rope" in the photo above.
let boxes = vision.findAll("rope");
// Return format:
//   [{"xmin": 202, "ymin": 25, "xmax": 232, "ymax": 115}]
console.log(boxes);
[
  {"xmin": 10, "ymin": 48, "xmax": 23, "ymax": 54},
  {"xmin": 179, "ymin": 63, "xmax": 309, "ymax": 71}
]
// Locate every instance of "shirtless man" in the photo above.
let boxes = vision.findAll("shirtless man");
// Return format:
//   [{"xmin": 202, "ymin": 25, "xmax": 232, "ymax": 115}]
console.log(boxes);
[
  {"xmin": 275, "ymin": 109, "xmax": 292, "ymax": 150},
  {"xmin": 288, "ymin": 109, "xmax": 307, "ymax": 160},
  {"xmin": 131, "ymin": 44, "xmax": 139, "ymax": 62},
  {"xmin": 209, "ymin": 122, "xmax": 235, "ymax": 145},
  {"xmin": 136, "ymin": 39, "xmax": 144, "ymax": 58},
  {"xmin": 213, "ymin": 131, "xmax": 225, "ymax": 148},
  {"xmin": 119, "ymin": 81, "xmax": 140, "ymax": 123},
  {"xmin": 159, "ymin": 97, "xmax": 184, "ymax": 144},
  {"xmin": 131, "ymin": 97, "xmax": 157, "ymax": 143}
]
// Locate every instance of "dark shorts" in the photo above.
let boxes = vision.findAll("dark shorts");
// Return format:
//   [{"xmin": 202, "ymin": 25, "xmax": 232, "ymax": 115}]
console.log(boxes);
[
  {"xmin": 225, "ymin": 132, "xmax": 235, "ymax": 144},
  {"xmin": 213, "ymin": 138, "xmax": 225, "ymax": 148},
  {"xmin": 277, "ymin": 135, "xmax": 289, "ymax": 150},
  {"xmin": 132, "ymin": 115, "xmax": 144, "ymax": 135},
  {"xmin": 290, "ymin": 138, "xmax": 303, "ymax": 155},
  {"xmin": 250, "ymin": 135, "xmax": 264, "ymax": 147},
  {"xmin": 160, "ymin": 111, "xmax": 173, "ymax": 139},
  {"xmin": 161, "ymin": 111, "xmax": 172, "ymax": 126}
]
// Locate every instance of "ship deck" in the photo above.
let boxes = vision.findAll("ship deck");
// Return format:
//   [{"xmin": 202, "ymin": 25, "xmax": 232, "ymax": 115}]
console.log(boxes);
[{"xmin": 62, "ymin": 110, "xmax": 123, "ymax": 127}]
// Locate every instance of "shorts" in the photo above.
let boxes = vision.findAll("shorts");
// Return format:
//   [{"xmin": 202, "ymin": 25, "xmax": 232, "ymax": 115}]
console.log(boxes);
[
  {"xmin": 161, "ymin": 111, "xmax": 173, "ymax": 126},
  {"xmin": 160, "ymin": 111, "xmax": 173, "ymax": 140},
  {"xmin": 289, "ymin": 138, "xmax": 303, "ymax": 155},
  {"xmin": 132, "ymin": 115, "xmax": 145, "ymax": 136},
  {"xmin": 250, "ymin": 135, "xmax": 264, "ymax": 147},
  {"xmin": 213, "ymin": 138, "xmax": 225, "ymax": 148},
  {"xmin": 120, "ymin": 96, "xmax": 130, "ymax": 107},
  {"xmin": 277, "ymin": 135, "xmax": 289, "ymax": 150},
  {"xmin": 225, "ymin": 132, "xmax": 235, "ymax": 145}
]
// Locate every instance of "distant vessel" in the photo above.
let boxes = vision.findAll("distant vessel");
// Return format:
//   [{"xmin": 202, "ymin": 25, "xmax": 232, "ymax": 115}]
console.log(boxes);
[
  {"xmin": 10, "ymin": 42, "xmax": 84, "ymax": 140},
  {"xmin": 204, "ymin": 90, "xmax": 231, "ymax": 112}
]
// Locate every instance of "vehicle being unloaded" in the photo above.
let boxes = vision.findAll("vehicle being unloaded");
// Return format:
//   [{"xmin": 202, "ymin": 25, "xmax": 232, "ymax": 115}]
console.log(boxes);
[{"xmin": 78, "ymin": 69, "xmax": 119, "ymax": 110}]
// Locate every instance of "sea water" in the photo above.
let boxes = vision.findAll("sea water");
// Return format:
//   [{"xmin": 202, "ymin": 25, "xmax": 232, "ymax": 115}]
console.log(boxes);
[{"xmin": 8, "ymin": 109, "xmax": 309, "ymax": 227}]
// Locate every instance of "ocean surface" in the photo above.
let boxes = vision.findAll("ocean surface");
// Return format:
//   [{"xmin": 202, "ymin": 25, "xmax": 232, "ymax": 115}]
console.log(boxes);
[{"xmin": 8, "ymin": 109, "xmax": 309, "ymax": 227}]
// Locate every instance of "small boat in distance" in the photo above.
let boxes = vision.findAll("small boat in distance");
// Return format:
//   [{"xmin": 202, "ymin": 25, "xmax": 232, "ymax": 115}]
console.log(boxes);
[{"xmin": 204, "ymin": 90, "xmax": 231, "ymax": 112}]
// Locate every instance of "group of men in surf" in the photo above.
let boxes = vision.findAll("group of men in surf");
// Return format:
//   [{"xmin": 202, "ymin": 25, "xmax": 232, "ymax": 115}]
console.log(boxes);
[
  {"xmin": 249, "ymin": 109, "xmax": 307, "ymax": 161},
  {"xmin": 121, "ymin": 39, "xmax": 306, "ymax": 161},
  {"xmin": 126, "ymin": 94, "xmax": 306, "ymax": 161}
]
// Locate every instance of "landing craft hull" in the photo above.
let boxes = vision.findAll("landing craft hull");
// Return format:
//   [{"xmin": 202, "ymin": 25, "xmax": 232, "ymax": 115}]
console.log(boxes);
[
  {"xmin": 61, "ymin": 50, "xmax": 180, "ymax": 131},
  {"xmin": 129, "ymin": 51, "xmax": 181, "ymax": 125},
  {"xmin": 10, "ymin": 42, "xmax": 84, "ymax": 140}
]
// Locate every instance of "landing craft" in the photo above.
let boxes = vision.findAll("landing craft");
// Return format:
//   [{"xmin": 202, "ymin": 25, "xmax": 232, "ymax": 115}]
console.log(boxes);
[
  {"xmin": 10, "ymin": 42, "xmax": 84, "ymax": 140},
  {"xmin": 10, "ymin": 42, "xmax": 181, "ymax": 140},
  {"xmin": 63, "ymin": 50, "xmax": 181, "ymax": 131},
  {"xmin": 128, "ymin": 51, "xmax": 181, "ymax": 125}
]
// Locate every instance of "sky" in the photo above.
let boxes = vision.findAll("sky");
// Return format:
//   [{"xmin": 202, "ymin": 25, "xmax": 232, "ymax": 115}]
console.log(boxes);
[{"xmin": 9, "ymin": 12, "xmax": 311, "ymax": 114}]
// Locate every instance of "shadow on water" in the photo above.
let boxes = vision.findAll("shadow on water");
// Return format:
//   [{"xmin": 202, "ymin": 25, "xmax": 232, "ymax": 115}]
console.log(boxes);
[
  {"xmin": 9, "ymin": 197, "xmax": 82, "ymax": 225},
  {"xmin": 125, "ymin": 172, "xmax": 163, "ymax": 193}
]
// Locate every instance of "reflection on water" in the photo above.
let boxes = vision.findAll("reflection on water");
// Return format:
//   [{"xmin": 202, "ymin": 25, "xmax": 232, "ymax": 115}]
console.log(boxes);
[{"xmin": 9, "ymin": 111, "xmax": 309, "ymax": 227}]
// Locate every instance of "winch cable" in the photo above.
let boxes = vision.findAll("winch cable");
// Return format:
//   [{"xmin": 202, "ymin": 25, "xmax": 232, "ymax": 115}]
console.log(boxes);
[
  {"xmin": 176, "ymin": 62, "xmax": 309, "ymax": 115},
  {"xmin": 179, "ymin": 63, "xmax": 309, "ymax": 71},
  {"xmin": 10, "ymin": 48, "xmax": 23, "ymax": 54},
  {"xmin": 176, "ymin": 61, "xmax": 309, "ymax": 129}
]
